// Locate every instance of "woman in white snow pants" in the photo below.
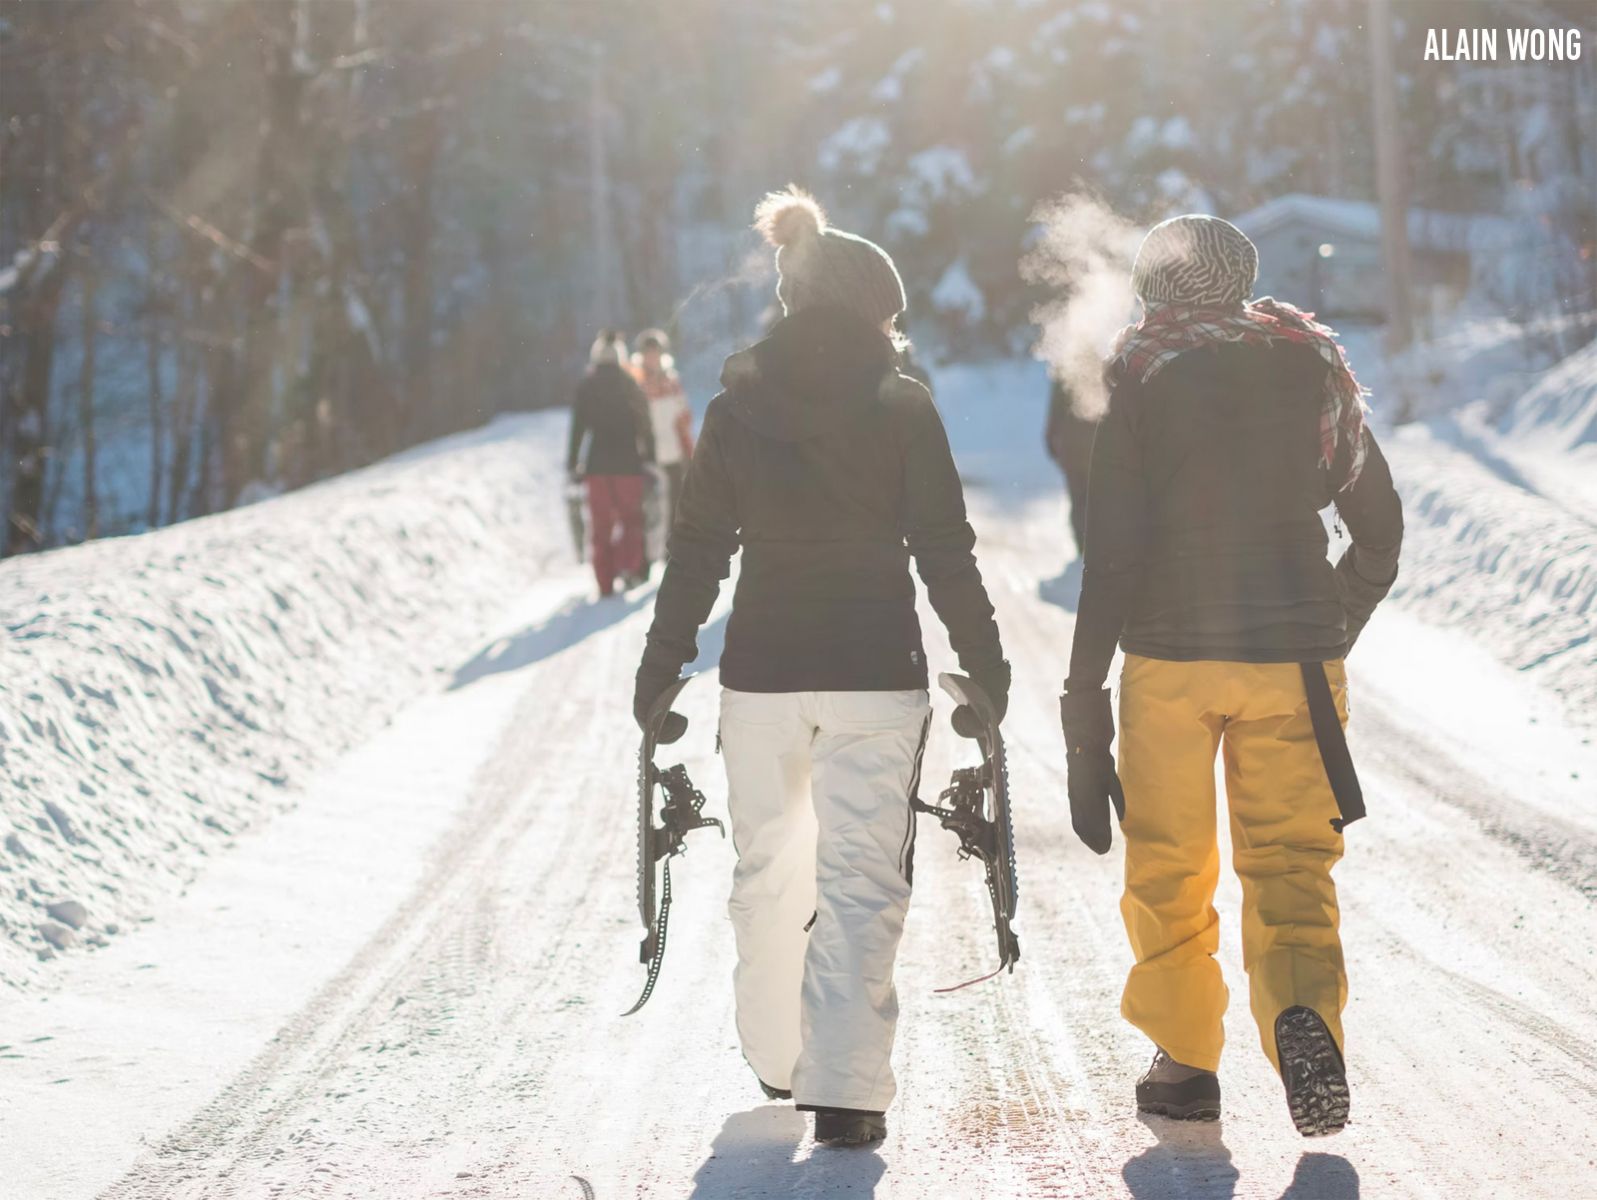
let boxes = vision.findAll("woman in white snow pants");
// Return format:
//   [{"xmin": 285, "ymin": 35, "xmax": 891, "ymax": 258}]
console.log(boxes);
[
  {"xmin": 720, "ymin": 688, "xmax": 930, "ymax": 1113},
  {"xmin": 633, "ymin": 188, "xmax": 1007, "ymax": 1146}
]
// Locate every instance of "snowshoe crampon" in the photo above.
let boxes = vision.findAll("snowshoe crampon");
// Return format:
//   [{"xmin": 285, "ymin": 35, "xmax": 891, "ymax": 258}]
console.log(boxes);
[
  {"xmin": 624, "ymin": 675, "xmax": 722, "ymax": 1015},
  {"xmin": 914, "ymin": 672, "xmax": 1021, "ymax": 991}
]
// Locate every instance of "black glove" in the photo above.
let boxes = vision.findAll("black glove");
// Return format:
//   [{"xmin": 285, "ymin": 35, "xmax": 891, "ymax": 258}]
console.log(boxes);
[
  {"xmin": 951, "ymin": 660, "xmax": 1011, "ymax": 739},
  {"xmin": 634, "ymin": 667, "xmax": 687, "ymax": 745},
  {"xmin": 1059, "ymin": 687, "xmax": 1125, "ymax": 854}
]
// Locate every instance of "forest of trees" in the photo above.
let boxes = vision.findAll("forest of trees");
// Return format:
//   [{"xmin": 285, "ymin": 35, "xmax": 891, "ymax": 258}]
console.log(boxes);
[{"xmin": 2, "ymin": 0, "xmax": 1592, "ymax": 554}]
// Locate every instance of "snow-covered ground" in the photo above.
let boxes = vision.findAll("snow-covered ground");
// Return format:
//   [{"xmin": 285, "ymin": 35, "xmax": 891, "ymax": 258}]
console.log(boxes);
[
  {"xmin": 3, "ymin": 339, "xmax": 1596, "ymax": 1198},
  {"xmin": 0, "ymin": 416, "xmax": 575, "ymax": 989}
]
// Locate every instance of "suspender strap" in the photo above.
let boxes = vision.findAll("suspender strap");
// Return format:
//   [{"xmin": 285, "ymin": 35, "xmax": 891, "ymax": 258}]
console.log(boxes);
[{"xmin": 1300, "ymin": 661, "xmax": 1366, "ymax": 833}]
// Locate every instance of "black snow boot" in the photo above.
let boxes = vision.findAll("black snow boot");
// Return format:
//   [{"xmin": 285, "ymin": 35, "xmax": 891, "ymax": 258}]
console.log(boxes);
[
  {"xmin": 758, "ymin": 1079, "xmax": 792, "ymax": 1101},
  {"xmin": 1135, "ymin": 1048, "xmax": 1221, "ymax": 1121},
  {"xmin": 1275, "ymin": 1006, "xmax": 1350, "ymax": 1137},
  {"xmin": 810, "ymin": 1107, "xmax": 887, "ymax": 1146}
]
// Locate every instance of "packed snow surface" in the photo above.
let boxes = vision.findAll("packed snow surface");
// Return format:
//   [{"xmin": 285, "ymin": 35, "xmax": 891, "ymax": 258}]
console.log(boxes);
[{"xmin": 3, "ymin": 340, "xmax": 1596, "ymax": 1197}]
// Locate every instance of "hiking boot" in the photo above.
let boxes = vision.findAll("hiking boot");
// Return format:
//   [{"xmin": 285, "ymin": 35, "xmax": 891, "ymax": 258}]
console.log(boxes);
[
  {"xmin": 811, "ymin": 1107, "xmax": 887, "ymax": 1146},
  {"xmin": 1275, "ymin": 1006, "xmax": 1350, "ymax": 1137},
  {"xmin": 758, "ymin": 1078, "xmax": 792, "ymax": 1101},
  {"xmin": 1135, "ymin": 1048, "xmax": 1221, "ymax": 1120}
]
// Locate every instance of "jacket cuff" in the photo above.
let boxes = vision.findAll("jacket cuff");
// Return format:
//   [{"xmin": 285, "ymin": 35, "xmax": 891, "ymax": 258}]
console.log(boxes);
[{"xmin": 1059, "ymin": 688, "xmax": 1114, "ymax": 747}]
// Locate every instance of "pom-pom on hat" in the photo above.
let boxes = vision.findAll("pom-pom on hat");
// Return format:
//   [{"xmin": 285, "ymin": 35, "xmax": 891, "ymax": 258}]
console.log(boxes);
[
  {"xmin": 589, "ymin": 328, "xmax": 627, "ymax": 366},
  {"xmin": 753, "ymin": 185, "xmax": 907, "ymax": 327},
  {"xmin": 1131, "ymin": 214, "xmax": 1259, "ymax": 309}
]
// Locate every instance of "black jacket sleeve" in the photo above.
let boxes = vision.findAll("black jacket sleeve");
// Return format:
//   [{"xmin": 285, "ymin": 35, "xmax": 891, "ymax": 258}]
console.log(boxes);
[
  {"xmin": 899, "ymin": 383, "xmax": 1005, "ymax": 678},
  {"xmin": 628, "ymin": 373, "xmax": 657, "ymax": 466},
  {"xmin": 1065, "ymin": 379, "xmax": 1148, "ymax": 692},
  {"xmin": 1332, "ymin": 428, "xmax": 1403, "ymax": 651},
  {"xmin": 566, "ymin": 380, "xmax": 589, "ymax": 476},
  {"xmin": 638, "ymin": 397, "xmax": 740, "ymax": 680}
]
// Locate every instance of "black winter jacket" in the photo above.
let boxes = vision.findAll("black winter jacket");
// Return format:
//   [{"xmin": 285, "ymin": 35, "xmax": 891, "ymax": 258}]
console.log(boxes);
[
  {"xmin": 639, "ymin": 307, "xmax": 1005, "ymax": 693},
  {"xmin": 567, "ymin": 362, "xmax": 654, "ymax": 477},
  {"xmin": 1067, "ymin": 340, "xmax": 1404, "ymax": 691}
]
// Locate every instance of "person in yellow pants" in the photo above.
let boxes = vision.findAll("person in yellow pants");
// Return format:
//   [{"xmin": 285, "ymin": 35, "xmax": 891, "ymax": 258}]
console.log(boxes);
[
  {"xmin": 1057, "ymin": 215, "xmax": 1403, "ymax": 1137},
  {"xmin": 1117, "ymin": 655, "xmax": 1349, "ymax": 1077}
]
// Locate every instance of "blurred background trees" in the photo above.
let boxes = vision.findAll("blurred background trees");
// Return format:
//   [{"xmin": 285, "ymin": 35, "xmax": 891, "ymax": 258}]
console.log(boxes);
[{"xmin": 2, "ymin": 0, "xmax": 1592, "ymax": 553}]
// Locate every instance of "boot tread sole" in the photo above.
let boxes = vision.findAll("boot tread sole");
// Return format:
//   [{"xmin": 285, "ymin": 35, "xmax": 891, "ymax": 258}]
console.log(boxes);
[{"xmin": 1277, "ymin": 1007, "xmax": 1351, "ymax": 1138}]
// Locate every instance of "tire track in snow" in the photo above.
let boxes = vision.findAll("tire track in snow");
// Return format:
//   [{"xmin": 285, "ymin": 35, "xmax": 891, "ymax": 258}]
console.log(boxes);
[{"xmin": 1357, "ymin": 703, "xmax": 1597, "ymax": 899}]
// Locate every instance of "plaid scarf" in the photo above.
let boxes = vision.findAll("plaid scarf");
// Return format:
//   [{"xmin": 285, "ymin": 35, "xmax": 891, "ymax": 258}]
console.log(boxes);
[{"xmin": 1106, "ymin": 298, "xmax": 1369, "ymax": 488}]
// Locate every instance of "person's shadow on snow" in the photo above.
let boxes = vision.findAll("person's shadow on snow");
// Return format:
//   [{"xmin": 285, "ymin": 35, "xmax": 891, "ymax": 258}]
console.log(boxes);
[
  {"xmin": 1122, "ymin": 1114, "xmax": 1240, "ymax": 1199},
  {"xmin": 1037, "ymin": 556, "xmax": 1083, "ymax": 613},
  {"xmin": 1122, "ymin": 1115, "xmax": 1359, "ymax": 1200},
  {"xmin": 1278, "ymin": 1151, "xmax": 1360, "ymax": 1199},
  {"xmin": 688, "ymin": 1105, "xmax": 886, "ymax": 1199},
  {"xmin": 449, "ymin": 590, "xmax": 653, "ymax": 689}
]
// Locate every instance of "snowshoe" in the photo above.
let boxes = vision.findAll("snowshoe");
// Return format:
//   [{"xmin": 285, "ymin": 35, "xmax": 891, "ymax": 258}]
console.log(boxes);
[
  {"xmin": 564, "ymin": 481, "xmax": 587, "ymax": 563},
  {"xmin": 623, "ymin": 676, "xmax": 722, "ymax": 1016},
  {"xmin": 810, "ymin": 1107, "xmax": 887, "ymax": 1146},
  {"xmin": 913, "ymin": 672, "xmax": 1021, "ymax": 990},
  {"xmin": 1276, "ymin": 1006, "xmax": 1350, "ymax": 1137},
  {"xmin": 1135, "ymin": 1048, "xmax": 1221, "ymax": 1121}
]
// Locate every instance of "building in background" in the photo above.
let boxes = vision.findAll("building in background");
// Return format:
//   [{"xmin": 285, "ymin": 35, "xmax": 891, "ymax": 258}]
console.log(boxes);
[{"xmin": 1232, "ymin": 194, "xmax": 1504, "ymax": 327}]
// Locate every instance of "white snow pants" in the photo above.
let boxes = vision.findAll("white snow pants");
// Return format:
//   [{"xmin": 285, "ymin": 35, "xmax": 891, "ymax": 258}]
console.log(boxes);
[{"xmin": 719, "ymin": 687, "xmax": 931, "ymax": 1113}]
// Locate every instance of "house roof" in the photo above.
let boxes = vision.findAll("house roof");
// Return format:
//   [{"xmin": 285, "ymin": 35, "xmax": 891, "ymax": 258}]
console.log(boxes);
[{"xmin": 1231, "ymin": 193, "xmax": 1503, "ymax": 256}]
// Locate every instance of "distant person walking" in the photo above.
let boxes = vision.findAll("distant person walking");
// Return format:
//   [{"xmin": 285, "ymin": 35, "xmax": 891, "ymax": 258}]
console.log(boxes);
[
  {"xmin": 1044, "ymin": 377, "xmax": 1098, "ymax": 557},
  {"xmin": 632, "ymin": 329, "xmax": 695, "ymax": 564},
  {"xmin": 634, "ymin": 187, "xmax": 1007, "ymax": 1148},
  {"xmin": 568, "ymin": 330, "xmax": 655, "ymax": 597},
  {"xmin": 1059, "ymin": 215, "xmax": 1403, "ymax": 1137}
]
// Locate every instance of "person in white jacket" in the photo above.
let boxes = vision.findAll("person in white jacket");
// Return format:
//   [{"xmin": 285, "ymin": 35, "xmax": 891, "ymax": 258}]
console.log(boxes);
[{"xmin": 632, "ymin": 329, "xmax": 695, "ymax": 564}]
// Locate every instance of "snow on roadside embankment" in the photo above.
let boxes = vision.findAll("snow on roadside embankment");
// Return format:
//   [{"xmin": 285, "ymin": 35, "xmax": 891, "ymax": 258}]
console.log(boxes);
[
  {"xmin": 1355, "ymin": 325, "xmax": 1597, "ymax": 730},
  {"xmin": 1379, "ymin": 424, "xmax": 1596, "ymax": 727},
  {"xmin": 0, "ymin": 414, "xmax": 571, "ymax": 990}
]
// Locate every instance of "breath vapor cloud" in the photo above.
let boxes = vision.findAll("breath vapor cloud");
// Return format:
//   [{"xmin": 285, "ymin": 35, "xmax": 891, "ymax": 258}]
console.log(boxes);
[{"xmin": 1022, "ymin": 194, "xmax": 1143, "ymax": 421}]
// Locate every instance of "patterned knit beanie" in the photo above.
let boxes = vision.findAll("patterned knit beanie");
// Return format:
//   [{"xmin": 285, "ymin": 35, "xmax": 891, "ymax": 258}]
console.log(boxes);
[
  {"xmin": 1132, "ymin": 214, "xmax": 1258, "ymax": 308},
  {"xmin": 753, "ymin": 186, "xmax": 906, "ymax": 326}
]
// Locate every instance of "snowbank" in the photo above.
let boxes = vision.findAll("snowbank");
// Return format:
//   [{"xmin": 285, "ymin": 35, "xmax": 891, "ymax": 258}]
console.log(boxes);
[
  {"xmin": 1380, "ymin": 423, "xmax": 1597, "ymax": 725},
  {"xmin": 1344, "ymin": 325, "xmax": 1597, "ymax": 726},
  {"xmin": 0, "ymin": 414, "xmax": 570, "ymax": 989}
]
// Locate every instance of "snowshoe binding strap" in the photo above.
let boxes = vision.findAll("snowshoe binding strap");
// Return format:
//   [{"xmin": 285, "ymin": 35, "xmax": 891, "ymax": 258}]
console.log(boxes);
[
  {"xmin": 1300, "ymin": 662, "xmax": 1365, "ymax": 832},
  {"xmin": 623, "ymin": 761, "xmax": 722, "ymax": 1016}
]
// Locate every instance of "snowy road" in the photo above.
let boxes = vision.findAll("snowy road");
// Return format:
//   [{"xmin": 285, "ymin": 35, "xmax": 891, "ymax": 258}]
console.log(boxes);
[{"xmin": 6, "ymin": 461, "xmax": 1597, "ymax": 1199}]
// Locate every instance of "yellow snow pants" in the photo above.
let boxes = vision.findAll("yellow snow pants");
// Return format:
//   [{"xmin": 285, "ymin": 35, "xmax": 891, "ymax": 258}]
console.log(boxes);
[{"xmin": 1116, "ymin": 654, "xmax": 1349, "ymax": 1075}]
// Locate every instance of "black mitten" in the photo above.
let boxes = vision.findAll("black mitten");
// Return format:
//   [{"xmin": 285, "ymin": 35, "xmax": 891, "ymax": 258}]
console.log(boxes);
[
  {"xmin": 951, "ymin": 660, "xmax": 1011, "ymax": 739},
  {"xmin": 1059, "ymin": 688, "xmax": 1126, "ymax": 854},
  {"xmin": 634, "ymin": 668, "xmax": 687, "ymax": 745}
]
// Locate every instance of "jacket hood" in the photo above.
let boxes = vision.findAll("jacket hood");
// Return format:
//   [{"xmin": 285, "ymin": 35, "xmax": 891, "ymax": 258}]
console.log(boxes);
[{"xmin": 720, "ymin": 306, "xmax": 898, "ymax": 442}]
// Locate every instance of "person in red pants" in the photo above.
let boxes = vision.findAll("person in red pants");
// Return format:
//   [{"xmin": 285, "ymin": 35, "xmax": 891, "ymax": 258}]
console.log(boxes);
[{"xmin": 568, "ymin": 330, "xmax": 655, "ymax": 596}]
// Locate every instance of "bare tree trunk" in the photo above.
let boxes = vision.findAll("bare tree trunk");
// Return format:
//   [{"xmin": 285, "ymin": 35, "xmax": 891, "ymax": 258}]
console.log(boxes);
[
  {"xmin": 1368, "ymin": 0, "xmax": 1415, "ymax": 355},
  {"xmin": 588, "ymin": 46, "xmax": 618, "ymax": 333},
  {"xmin": 145, "ymin": 221, "xmax": 166, "ymax": 528},
  {"xmin": 79, "ymin": 262, "xmax": 99, "ymax": 540},
  {"xmin": 167, "ymin": 329, "xmax": 198, "ymax": 523},
  {"xmin": 225, "ymin": 1, "xmax": 304, "ymax": 504},
  {"xmin": 6, "ymin": 263, "xmax": 70, "ymax": 555},
  {"xmin": 398, "ymin": 108, "xmax": 440, "ymax": 444}
]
